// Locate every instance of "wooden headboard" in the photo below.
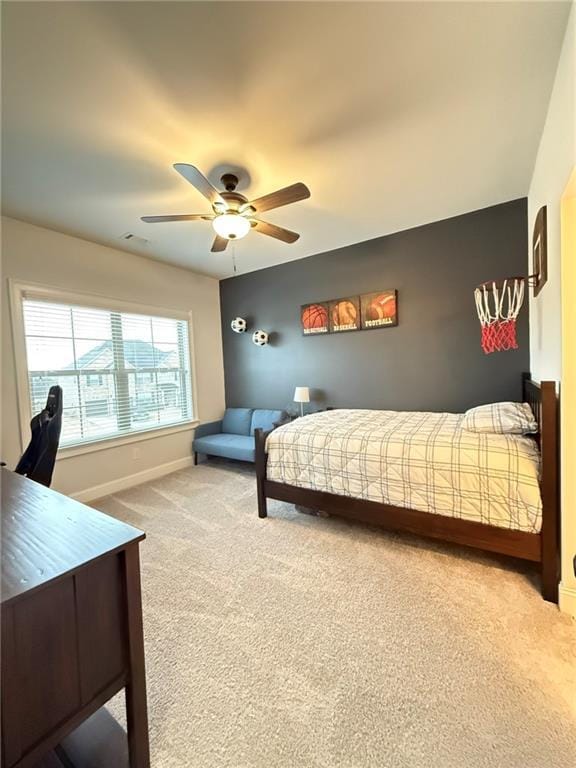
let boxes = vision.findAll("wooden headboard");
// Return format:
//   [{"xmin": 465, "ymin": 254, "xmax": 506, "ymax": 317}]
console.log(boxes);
[
  {"xmin": 522, "ymin": 372, "xmax": 559, "ymax": 597},
  {"xmin": 523, "ymin": 373, "xmax": 550, "ymax": 440}
]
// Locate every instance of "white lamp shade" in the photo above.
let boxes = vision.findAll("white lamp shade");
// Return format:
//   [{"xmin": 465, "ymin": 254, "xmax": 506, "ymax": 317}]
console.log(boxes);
[
  {"xmin": 212, "ymin": 213, "xmax": 251, "ymax": 240},
  {"xmin": 293, "ymin": 386, "xmax": 310, "ymax": 403}
]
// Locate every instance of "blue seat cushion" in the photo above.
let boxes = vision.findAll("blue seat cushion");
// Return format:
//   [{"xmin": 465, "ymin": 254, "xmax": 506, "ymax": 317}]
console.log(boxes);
[
  {"xmin": 250, "ymin": 409, "xmax": 284, "ymax": 435},
  {"xmin": 193, "ymin": 434, "xmax": 255, "ymax": 462},
  {"xmin": 221, "ymin": 408, "xmax": 254, "ymax": 436}
]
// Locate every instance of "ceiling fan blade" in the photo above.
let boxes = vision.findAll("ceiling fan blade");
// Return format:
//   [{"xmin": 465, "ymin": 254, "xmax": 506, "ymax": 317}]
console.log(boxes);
[
  {"xmin": 252, "ymin": 220, "xmax": 300, "ymax": 244},
  {"xmin": 141, "ymin": 214, "xmax": 213, "ymax": 223},
  {"xmin": 211, "ymin": 235, "xmax": 229, "ymax": 252},
  {"xmin": 245, "ymin": 182, "xmax": 310, "ymax": 214},
  {"xmin": 173, "ymin": 164, "xmax": 225, "ymax": 206}
]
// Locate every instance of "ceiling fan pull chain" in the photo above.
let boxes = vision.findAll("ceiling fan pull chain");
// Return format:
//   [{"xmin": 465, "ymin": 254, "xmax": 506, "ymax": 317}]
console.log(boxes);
[{"xmin": 232, "ymin": 243, "xmax": 238, "ymax": 274}]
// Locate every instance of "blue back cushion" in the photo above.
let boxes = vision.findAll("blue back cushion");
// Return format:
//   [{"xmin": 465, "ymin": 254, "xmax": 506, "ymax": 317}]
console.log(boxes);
[
  {"xmin": 222, "ymin": 408, "xmax": 254, "ymax": 436},
  {"xmin": 251, "ymin": 409, "xmax": 284, "ymax": 435}
]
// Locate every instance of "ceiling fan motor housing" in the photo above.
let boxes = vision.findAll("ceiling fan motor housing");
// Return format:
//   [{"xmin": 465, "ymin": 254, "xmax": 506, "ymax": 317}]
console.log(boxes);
[
  {"xmin": 218, "ymin": 191, "xmax": 248, "ymax": 211},
  {"xmin": 221, "ymin": 173, "xmax": 239, "ymax": 192},
  {"xmin": 217, "ymin": 175, "xmax": 257, "ymax": 217}
]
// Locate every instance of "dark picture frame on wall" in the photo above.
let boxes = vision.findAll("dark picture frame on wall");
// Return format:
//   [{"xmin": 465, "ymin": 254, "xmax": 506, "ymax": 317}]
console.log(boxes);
[
  {"xmin": 532, "ymin": 206, "xmax": 548, "ymax": 297},
  {"xmin": 300, "ymin": 302, "xmax": 330, "ymax": 335},
  {"xmin": 301, "ymin": 290, "xmax": 398, "ymax": 335},
  {"xmin": 360, "ymin": 290, "xmax": 398, "ymax": 330},
  {"xmin": 329, "ymin": 296, "xmax": 361, "ymax": 333}
]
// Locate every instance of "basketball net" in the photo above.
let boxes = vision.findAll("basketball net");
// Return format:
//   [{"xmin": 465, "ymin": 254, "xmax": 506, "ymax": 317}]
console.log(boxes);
[{"xmin": 474, "ymin": 278, "xmax": 525, "ymax": 354}]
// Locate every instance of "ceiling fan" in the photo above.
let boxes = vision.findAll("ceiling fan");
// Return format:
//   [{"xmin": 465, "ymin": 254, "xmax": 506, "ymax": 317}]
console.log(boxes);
[{"xmin": 141, "ymin": 164, "xmax": 311, "ymax": 253}]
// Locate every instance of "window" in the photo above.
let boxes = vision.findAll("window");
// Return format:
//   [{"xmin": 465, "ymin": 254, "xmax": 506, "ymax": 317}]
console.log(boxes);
[{"xmin": 18, "ymin": 291, "xmax": 194, "ymax": 449}]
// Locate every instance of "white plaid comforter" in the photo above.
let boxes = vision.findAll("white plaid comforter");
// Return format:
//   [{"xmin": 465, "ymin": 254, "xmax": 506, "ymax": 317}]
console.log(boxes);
[{"xmin": 266, "ymin": 410, "xmax": 542, "ymax": 533}]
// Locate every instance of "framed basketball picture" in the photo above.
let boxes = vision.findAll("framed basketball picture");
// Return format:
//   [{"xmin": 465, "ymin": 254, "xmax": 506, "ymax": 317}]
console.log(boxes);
[
  {"xmin": 360, "ymin": 290, "xmax": 398, "ymax": 329},
  {"xmin": 329, "ymin": 296, "xmax": 361, "ymax": 333},
  {"xmin": 301, "ymin": 302, "xmax": 329, "ymax": 335}
]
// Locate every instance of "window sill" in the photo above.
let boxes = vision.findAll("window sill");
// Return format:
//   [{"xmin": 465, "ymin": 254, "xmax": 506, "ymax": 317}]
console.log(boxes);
[{"xmin": 56, "ymin": 420, "xmax": 199, "ymax": 460}]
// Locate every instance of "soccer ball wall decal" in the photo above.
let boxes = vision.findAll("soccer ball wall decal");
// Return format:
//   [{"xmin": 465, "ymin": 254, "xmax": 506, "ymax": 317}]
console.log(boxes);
[
  {"xmin": 252, "ymin": 330, "xmax": 269, "ymax": 346},
  {"xmin": 231, "ymin": 317, "xmax": 247, "ymax": 333}
]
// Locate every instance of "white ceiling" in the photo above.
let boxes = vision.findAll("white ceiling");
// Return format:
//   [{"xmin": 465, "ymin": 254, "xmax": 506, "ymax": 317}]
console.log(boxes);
[{"xmin": 1, "ymin": 2, "xmax": 571, "ymax": 279}]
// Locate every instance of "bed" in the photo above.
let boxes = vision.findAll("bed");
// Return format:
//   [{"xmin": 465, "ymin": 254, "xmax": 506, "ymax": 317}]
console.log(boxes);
[{"xmin": 254, "ymin": 374, "xmax": 559, "ymax": 602}]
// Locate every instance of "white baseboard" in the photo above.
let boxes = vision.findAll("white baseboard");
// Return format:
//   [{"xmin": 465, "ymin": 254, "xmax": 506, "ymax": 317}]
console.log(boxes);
[
  {"xmin": 72, "ymin": 456, "xmax": 194, "ymax": 503},
  {"xmin": 559, "ymin": 583, "xmax": 576, "ymax": 618}
]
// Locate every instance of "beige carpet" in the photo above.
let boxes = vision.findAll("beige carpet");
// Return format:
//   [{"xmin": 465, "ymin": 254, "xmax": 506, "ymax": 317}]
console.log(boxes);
[{"xmin": 93, "ymin": 460, "xmax": 576, "ymax": 768}]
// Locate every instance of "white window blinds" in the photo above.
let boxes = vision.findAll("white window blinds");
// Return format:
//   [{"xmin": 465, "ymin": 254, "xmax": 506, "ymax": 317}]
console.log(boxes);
[{"xmin": 21, "ymin": 297, "xmax": 194, "ymax": 448}]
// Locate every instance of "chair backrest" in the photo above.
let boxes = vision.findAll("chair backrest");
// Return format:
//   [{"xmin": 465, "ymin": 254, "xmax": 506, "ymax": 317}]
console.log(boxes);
[
  {"xmin": 250, "ymin": 409, "xmax": 285, "ymax": 435},
  {"xmin": 15, "ymin": 385, "xmax": 63, "ymax": 487},
  {"xmin": 222, "ymin": 408, "xmax": 254, "ymax": 436}
]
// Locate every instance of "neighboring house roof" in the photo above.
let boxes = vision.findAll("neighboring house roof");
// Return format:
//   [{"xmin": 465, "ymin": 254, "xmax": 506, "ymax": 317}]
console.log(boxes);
[{"xmin": 72, "ymin": 340, "xmax": 174, "ymax": 370}]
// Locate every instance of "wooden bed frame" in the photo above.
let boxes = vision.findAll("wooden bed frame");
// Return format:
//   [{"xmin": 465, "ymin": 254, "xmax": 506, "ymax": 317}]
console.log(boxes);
[{"xmin": 255, "ymin": 373, "xmax": 559, "ymax": 602}]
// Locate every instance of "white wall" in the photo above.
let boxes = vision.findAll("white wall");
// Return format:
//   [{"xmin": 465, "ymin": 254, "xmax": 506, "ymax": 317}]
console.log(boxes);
[
  {"xmin": 528, "ymin": 3, "xmax": 575, "ymax": 381},
  {"xmin": 527, "ymin": 3, "xmax": 575, "ymax": 615},
  {"xmin": 560, "ymin": 176, "xmax": 576, "ymax": 617},
  {"xmin": 1, "ymin": 216, "xmax": 226, "ymax": 499}
]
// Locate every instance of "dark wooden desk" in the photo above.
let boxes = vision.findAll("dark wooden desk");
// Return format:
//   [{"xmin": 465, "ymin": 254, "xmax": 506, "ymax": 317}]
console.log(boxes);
[{"xmin": 1, "ymin": 469, "xmax": 150, "ymax": 768}]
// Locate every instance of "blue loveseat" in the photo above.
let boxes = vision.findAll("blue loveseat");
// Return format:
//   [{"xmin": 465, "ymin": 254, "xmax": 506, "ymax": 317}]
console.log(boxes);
[{"xmin": 193, "ymin": 408, "xmax": 285, "ymax": 464}]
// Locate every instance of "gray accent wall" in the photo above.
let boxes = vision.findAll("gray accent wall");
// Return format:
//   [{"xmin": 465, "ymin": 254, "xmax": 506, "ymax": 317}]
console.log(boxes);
[{"xmin": 220, "ymin": 199, "xmax": 529, "ymax": 414}]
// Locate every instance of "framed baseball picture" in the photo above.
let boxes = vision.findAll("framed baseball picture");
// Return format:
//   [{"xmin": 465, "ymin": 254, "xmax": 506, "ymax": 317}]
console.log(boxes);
[
  {"xmin": 360, "ymin": 290, "xmax": 398, "ymax": 329},
  {"xmin": 329, "ymin": 296, "xmax": 361, "ymax": 333},
  {"xmin": 301, "ymin": 302, "xmax": 330, "ymax": 335}
]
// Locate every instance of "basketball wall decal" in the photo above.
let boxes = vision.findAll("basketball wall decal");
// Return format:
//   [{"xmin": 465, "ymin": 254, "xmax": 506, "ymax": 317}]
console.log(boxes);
[{"xmin": 301, "ymin": 302, "xmax": 329, "ymax": 335}]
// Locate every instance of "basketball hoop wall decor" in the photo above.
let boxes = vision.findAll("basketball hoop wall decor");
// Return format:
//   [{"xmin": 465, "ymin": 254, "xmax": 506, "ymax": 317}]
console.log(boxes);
[{"xmin": 474, "ymin": 277, "xmax": 525, "ymax": 354}]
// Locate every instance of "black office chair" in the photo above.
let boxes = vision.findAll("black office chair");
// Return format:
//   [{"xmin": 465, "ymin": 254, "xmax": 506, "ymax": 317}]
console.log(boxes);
[{"xmin": 15, "ymin": 385, "xmax": 63, "ymax": 487}]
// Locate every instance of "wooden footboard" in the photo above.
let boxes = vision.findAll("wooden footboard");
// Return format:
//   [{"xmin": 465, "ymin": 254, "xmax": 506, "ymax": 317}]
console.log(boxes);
[
  {"xmin": 522, "ymin": 374, "xmax": 559, "ymax": 601},
  {"xmin": 255, "ymin": 374, "xmax": 559, "ymax": 602}
]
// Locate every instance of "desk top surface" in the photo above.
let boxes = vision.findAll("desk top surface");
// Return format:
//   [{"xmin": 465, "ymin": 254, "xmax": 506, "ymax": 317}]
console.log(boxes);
[{"xmin": 1, "ymin": 469, "xmax": 145, "ymax": 605}]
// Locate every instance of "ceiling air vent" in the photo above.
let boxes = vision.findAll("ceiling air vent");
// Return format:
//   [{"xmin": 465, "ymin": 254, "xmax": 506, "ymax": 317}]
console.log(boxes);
[{"xmin": 119, "ymin": 233, "xmax": 149, "ymax": 247}]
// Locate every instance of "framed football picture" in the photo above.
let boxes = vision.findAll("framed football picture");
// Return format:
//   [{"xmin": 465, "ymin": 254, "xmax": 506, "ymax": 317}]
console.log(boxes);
[
  {"xmin": 301, "ymin": 302, "xmax": 329, "ymax": 335},
  {"xmin": 360, "ymin": 290, "xmax": 398, "ymax": 329},
  {"xmin": 329, "ymin": 296, "xmax": 361, "ymax": 333}
]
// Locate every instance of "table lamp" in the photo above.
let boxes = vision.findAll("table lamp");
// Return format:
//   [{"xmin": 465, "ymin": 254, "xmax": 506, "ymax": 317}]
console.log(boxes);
[{"xmin": 293, "ymin": 386, "xmax": 310, "ymax": 417}]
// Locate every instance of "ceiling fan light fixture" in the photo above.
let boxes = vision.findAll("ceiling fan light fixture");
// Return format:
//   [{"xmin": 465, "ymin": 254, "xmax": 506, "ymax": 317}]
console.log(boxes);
[{"xmin": 212, "ymin": 212, "xmax": 251, "ymax": 241}]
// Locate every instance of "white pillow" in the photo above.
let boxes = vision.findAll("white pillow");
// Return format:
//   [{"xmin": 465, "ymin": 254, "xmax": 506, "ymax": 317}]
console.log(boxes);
[{"xmin": 462, "ymin": 402, "xmax": 538, "ymax": 435}]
